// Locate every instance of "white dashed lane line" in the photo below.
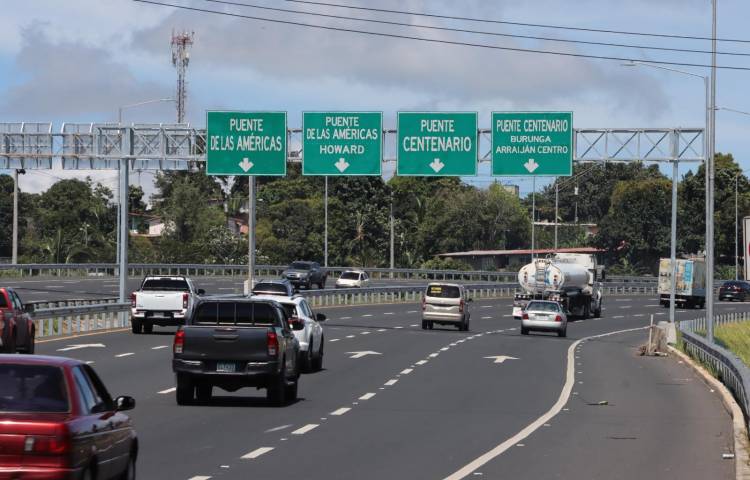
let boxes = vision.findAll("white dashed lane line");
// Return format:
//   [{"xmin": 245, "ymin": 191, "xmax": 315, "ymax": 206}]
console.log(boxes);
[
  {"xmin": 188, "ymin": 476, "xmax": 212, "ymax": 480},
  {"xmin": 362, "ymin": 314, "xmax": 373, "ymax": 317},
  {"xmin": 241, "ymin": 447, "xmax": 274, "ymax": 459},
  {"xmin": 482, "ymin": 316, "xmax": 492, "ymax": 319},
  {"xmin": 331, "ymin": 407, "xmax": 351, "ymax": 416},
  {"xmin": 429, "ymin": 353, "xmax": 439, "ymax": 358},
  {"xmin": 400, "ymin": 369, "xmax": 413, "ymax": 375},
  {"xmin": 361, "ymin": 331, "xmax": 370, "ymax": 335},
  {"xmin": 152, "ymin": 345, "xmax": 169, "ymax": 350},
  {"xmin": 416, "ymin": 360, "xmax": 428, "ymax": 365},
  {"xmin": 384, "ymin": 312, "xmax": 394, "ymax": 315},
  {"xmin": 377, "ymin": 329, "xmax": 387, "ymax": 332},
  {"xmin": 410, "ymin": 324, "xmax": 418, "ymax": 327},
  {"xmin": 115, "ymin": 353, "xmax": 134, "ymax": 358},
  {"xmin": 291, "ymin": 424, "xmax": 319, "ymax": 435},
  {"xmin": 340, "ymin": 316, "xmax": 351, "ymax": 320},
  {"xmin": 158, "ymin": 387, "xmax": 176, "ymax": 394},
  {"xmin": 384, "ymin": 379, "xmax": 398, "ymax": 386},
  {"xmin": 407, "ymin": 310, "xmax": 418, "ymax": 313},
  {"xmin": 330, "ymin": 339, "xmax": 340, "ymax": 342},
  {"xmin": 346, "ymin": 335, "xmax": 355, "ymax": 338},
  {"xmin": 359, "ymin": 393, "xmax": 376, "ymax": 400}
]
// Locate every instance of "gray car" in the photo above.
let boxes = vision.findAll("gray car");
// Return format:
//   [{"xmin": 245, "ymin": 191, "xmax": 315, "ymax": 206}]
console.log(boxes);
[
  {"xmin": 421, "ymin": 283, "xmax": 472, "ymax": 331},
  {"xmin": 521, "ymin": 300, "xmax": 568, "ymax": 337}
]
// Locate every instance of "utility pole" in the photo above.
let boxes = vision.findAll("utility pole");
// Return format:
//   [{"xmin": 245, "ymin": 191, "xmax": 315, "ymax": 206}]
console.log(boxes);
[
  {"xmin": 531, "ymin": 177, "xmax": 536, "ymax": 260},
  {"xmin": 554, "ymin": 182, "xmax": 559, "ymax": 251},
  {"xmin": 706, "ymin": 0, "xmax": 717, "ymax": 343},
  {"xmin": 324, "ymin": 176, "xmax": 328, "ymax": 267},
  {"xmin": 248, "ymin": 178, "xmax": 256, "ymax": 291},
  {"xmin": 11, "ymin": 169, "xmax": 24, "ymax": 264},
  {"xmin": 390, "ymin": 192, "xmax": 395, "ymax": 277},
  {"xmin": 736, "ymin": 174, "xmax": 739, "ymax": 280},
  {"xmin": 171, "ymin": 30, "xmax": 194, "ymax": 123}
]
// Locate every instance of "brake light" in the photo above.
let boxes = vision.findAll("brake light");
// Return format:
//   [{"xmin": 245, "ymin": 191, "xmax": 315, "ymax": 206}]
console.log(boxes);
[
  {"xmin": 555, "ymin": 315, "xmax": 563, "ymax": 322},
  {"xmin": 421, "ymin": 296, "xmax": 426, "ymax": 311},
  {"xmin": 267, "ymin": 331, "xmax": 279, "ymax": 357},
  {"xmin": 182, "ymin": 292, "xmax": 189, "ymax": 309},
  {"xmin": 130, "ymin": 292, "xmax": 136, "ymax": 308},
  {"xmin": 459, "ymin": 298, "xmax": 465, "ymax": 313},
  {"xmin": 28, "ymin": 434, "xmax": 71, "ymax": 455},
  {"xmin": 522, "ymin": 313, "xmax": 529, "ymax": 320},
  {"xmin": 173, "ymin": 329, "xmax": 185, "ymax": 354}
]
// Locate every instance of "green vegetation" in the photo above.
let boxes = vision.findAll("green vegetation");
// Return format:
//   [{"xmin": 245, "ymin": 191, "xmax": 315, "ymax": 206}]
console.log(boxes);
[{"xmin": 714, "ymin": 321, "xmax": 750, "ymax": 367}]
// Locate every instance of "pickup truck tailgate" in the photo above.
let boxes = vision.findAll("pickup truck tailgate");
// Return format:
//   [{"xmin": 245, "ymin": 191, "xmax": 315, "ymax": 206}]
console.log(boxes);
[
  {"xmin": 181, "ymin": 326, "xmax": 271, "ymax": 363},
  {"xmin": 136, "ymin": 291, "xmax": 185, "ymax": 311}
]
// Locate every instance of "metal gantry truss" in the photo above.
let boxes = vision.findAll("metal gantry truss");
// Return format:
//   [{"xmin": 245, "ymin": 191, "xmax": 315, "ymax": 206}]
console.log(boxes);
[{"xmin": 1, "ymin": 123, "xmax": 704, "ymax": 170}]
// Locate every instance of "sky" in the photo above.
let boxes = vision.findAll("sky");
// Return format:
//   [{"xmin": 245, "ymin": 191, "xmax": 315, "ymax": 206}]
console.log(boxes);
[{"xmin": 1, "ymin": 0, "xmax": 748, "ymax": 201}]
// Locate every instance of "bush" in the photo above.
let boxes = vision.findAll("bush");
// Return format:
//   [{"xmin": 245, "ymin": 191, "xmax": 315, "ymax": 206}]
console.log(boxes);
[{"xmin": 419, "ymin": 257, "xmax": 472, "ymax": 271}]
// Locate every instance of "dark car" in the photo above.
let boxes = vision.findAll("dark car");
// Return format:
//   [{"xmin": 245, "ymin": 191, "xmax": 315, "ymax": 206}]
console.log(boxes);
[
  {"xmin": 0, "ymin": 355, "xmax": 137, "ymax": 479},
  {"xmin": 0, "ymin": 287, "xmax": 35, "ymax": 354},
  {"xmin": 719, "ymin": 281, "xmax": 750, "ymax": 302},
  {"xmin": 251, "ymin": 280, "xmax": 295, "ymax": 297},
  {"xmin": 281, "ymin": 262, "xmax": 327, "ymax": 290}
]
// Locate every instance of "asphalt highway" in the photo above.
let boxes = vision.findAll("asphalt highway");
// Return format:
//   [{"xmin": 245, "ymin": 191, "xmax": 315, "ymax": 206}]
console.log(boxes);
[{"xmin": 35, "ymin": 295, "xmax": 748, "ymax": 479}]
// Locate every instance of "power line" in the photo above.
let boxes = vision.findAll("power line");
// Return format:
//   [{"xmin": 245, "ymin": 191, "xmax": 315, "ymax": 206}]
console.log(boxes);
[
  {"xmin": 285, "ymin": 0, "xmax": 750, "ymax": 44},
  {"xmin": 202, "ymin": 0, "xmax": 750, "ymax": 57},
  {"xmin": 133, "ymin": 0, "xmax": 750, "ymax": 71}
]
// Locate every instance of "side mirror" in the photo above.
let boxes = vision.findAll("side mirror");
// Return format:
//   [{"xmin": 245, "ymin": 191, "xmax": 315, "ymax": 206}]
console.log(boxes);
[
  {"xmin": 24, "ymin": 304, "xmax": 35, "ymax": 314},
  {"xmin": 197, "ymin": 289, "xmax": 206, "ymax": 295},
  {"xmin": 316, "ymin": 313, "xmax": 327, "ymax": 322},
  {"xmin": 289, "ymin": 317, "xmax": 305, "ymax": 331},
  {"xmin": 115, "ymin": 396, "xmax": 136, "ymax": 412}
]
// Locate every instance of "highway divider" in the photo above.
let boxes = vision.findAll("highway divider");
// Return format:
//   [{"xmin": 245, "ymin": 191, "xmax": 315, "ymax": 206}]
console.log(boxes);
[{"xmin": 31, "ymin": 299, "xmax": 130, "ymax": 339}]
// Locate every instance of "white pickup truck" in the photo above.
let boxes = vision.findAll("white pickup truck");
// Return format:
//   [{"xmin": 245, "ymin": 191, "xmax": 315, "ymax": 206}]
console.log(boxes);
[{"xmin": 130, "ymin": 276, "xmax": 204, "ymax": 334}]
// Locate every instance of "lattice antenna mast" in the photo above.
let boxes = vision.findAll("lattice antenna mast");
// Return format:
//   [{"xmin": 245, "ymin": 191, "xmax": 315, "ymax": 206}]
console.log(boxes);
[{"xmin": 171, "ymin": 30, "xmax": 194, "ymax": 123}]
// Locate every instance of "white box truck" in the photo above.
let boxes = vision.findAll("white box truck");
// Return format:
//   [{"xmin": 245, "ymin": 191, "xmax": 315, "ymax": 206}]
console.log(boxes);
[{"xmin": 658, "ymin": 258, "xmax": 706, "ymax": 309}]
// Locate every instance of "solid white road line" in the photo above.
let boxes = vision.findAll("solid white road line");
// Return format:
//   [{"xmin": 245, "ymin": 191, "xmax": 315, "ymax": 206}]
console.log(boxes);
[
  {"xmin": 359, "ymin": 393, "xmax": 376, "ymax": 400},
  {"xmin": 384, "ymin": 379, "xmax": 398, "ymax": 386},
  {"xmin": 158, "ymin": 387, "xmax": 176, "ymax": 394},
  {"xmin": 241, "ymin": 447, "xmax": 274, "ymax": 459},
  {"xmin": 442, "ymin": 326, "xmax": 647, "ymax": 480},
  {"xmin": 331, "ymin": 407, "xmax": 351, "ymax": 416},
  {"xmin": 115, "ymin": 353, "xmax": 134, "ymax": 358},
  {"xmin": 152, "ymin": 345, "xmax": 169, "ymax": 350},
  {"xmin": 292, "ymin": 424, "xmax": 319, "ymax": 435}
]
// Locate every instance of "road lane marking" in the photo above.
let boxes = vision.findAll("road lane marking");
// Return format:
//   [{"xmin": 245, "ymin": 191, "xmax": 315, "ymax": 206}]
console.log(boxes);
[
  {"xmin": 361, "ymin": 331, "xmax": 370, "ymax": 335},
  {"xmin": 264, "ymin": 424, "xmax": 291, "ymax": 433},
  {"xmin": 340, "ymin": 316, "xmax": 351, "ymax": 320},
  {"xmin": 346, "ymin": 335, "xmax": 355, "ymax": 338},
  {"xmin": 441, "ymin": 347, "xmax": 449, "ymax": 351},
  {"xmin": 410, "ymin": 324, "xmax": 418, "ymax": 327},
  {"xmin": 429, "ymin": 353, "xmax": 439, "ymax": 358},
  {"xmin": 362, "ymin": 314, "xmax": 373, "ymax": 317},
  {"xmin": 416, "ymin": 360, "xmax": 428, "ymax": 365},
  {"xmin": 620, "ymin": 306, "xmax": 631, "ymax": 309},
  {"xmin": 400, "ymin": 368, "xmax": 413, "ymax": 375},
  {"xmin": 655, "ymin": 312, "xmax": 666, "ymax": 315},
  {"xmin": 384, "ymin": 379, "xmax": 398, "ymax": 386},
  {"xmin": 158, "ymin": 387, "xmax": 176, "ymax": 394},
  {"xmin": 395, "ymin": 326, "xmax": 404, "ymax": 329},
  {"xmin": 292, "ymin": 424, "xmax": 319, "ymax": 435},
  {"xmin": 481, "ymin": 305, "xmax": 492, "ymax": 309},
  {"xmin": 152, "ymin": 345, "xmax": 169, "ymax": 350},
  {"xmin": 407, "ymin": 310, "xmax": 418, "ymax": 313},
  {"xmin": 359, "ymin": 393, "xmax": 376, "ymax": 400},
  {"xmin": 615, "ymin": 299, "xmax": 632, "ymax": 302},
  {"xmin": 502, "ymin": 314, "xmax": 512, "ymax": 317},
  {"xmin": 188, "ymin": 476, "xmax": 212, "ymax": 480},
  {"xmin": 443, "ymin": 325, "xmax": 647, "ymax": 480},
  {"xmin": 330, "ymin": 339, "xmax": 340, "ymax": 342},
  {"xmin": 384, "ymin": 312, "xmax": 394, "ymax": 315},
  {"xmin": 241, "ymin": 447, "xmax": 274, "ymax": 459},
  {"xmin": 331, "ymin": 407, "xmax": 351, "ymax": 416},
  {"xmin": 115, "ymin": 353, "xmax": 134, "ymax": 358},
  {"xmin": 634, "ymin": 314, "xmax": 644, "ymax": 317},
  {"xmin": 482, "ymin": 316, "xmax": 492, "ymax": 319},
  {"xmin": 378, "ymin": 329, "xmax": 387, "ymax": 332}
]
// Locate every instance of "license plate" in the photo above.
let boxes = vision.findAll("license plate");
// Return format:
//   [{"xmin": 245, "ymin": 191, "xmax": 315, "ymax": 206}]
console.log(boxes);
[
  {"xmin": 151, "ymin": 312, "xmax": 165, "ymax": 318},
  {"xmin": 216, "ymin": 362, "xmax": 236, "ymax": 373}
]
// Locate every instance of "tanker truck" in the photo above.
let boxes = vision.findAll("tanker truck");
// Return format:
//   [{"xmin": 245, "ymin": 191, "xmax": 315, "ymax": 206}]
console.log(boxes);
[{"xmin": 513, "ymin": 253, "xmax": 604, "ymax": 319}]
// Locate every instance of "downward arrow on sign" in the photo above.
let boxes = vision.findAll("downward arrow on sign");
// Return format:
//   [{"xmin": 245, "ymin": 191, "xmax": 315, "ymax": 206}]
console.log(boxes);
[
  {"xmin": 238, "ymin": 157, "xmax": 254, "ymax": 172},
  {"xmin": 335, "ymin": 158, "xmax": 350, "ymax": 173},
  {"xmin": 524, "ymin": 158, "xmax": 539, "ymax": 173},
  {"xmin": 429, "ymin": 158, "xmax": 445, "ymax": 173},
  {"xmin": 484, "ymin": 355, "xmax": 519, "ymax": 364}
]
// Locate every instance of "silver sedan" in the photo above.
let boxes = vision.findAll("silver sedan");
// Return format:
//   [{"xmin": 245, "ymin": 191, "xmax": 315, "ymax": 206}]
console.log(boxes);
[{"xmin": 520, "ymin": 300, "xmax": 567, "ymax": 338}]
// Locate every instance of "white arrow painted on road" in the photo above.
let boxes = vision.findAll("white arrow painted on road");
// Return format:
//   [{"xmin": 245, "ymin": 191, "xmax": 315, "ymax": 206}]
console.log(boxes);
[
  {"xmin": 524, "ymin": 158, "xmax": 539, "ymax": 173},
  {"xmin": 346, "ymin": 351, "xmax": 382, "ymax": 359},
  {"xmin": 484, "ymin": 355, "xmax": 519, "ymax": 364},
  {"xmin": 57, "ymin": 343, "xmax": 106, "ymax": 352},
  {"xmin": 238, "ymin": 157, "xmax": 254, "ymax": 172},
  {"xmin": 335, "ymin": 157, "xmax": 350, "ymax": 172},
  {"xmin": 429, "ymin": 158, "xmax": 445, "ymax": 173}
]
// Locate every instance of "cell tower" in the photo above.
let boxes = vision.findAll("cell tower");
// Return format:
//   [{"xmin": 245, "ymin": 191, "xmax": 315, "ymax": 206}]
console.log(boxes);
[{"xmin": 171, "ymin": 30, "xmax": 194, "ymax": 123}]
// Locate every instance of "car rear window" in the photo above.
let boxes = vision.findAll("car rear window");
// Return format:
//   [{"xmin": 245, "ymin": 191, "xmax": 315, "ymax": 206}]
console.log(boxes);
[
  {"xmin": 340, "ymin": 272, "xmax": 360, "ymax": 280},
  {"xmin": 426, "ymin": 285, "xmax": 461, "ymax": 298},
  {"xmin": 142, "ymin": 278, "xmax": 189, "ymax": 291},
  {"xmin": 527, "ymin": 302, "xmax": 560, "ymax": 312},
  {"xmin": 195, "ymin": 302, "xmax": 280, "ymax": 326},
  {"xmin": 0, "ymin": 364, "xmax": 69, "ymax": 413},
  {"xmin": 252, "ymin": 283, "xmax": 289, "ymax": 295},
  {"xmin": 279, "ymin": 303, "xmax": 300, "ymax": 318}
]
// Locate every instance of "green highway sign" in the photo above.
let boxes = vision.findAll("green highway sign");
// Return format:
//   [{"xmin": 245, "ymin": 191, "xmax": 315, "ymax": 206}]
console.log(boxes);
[
  {"xmin": 206, "ymin": 111, "xmax": 287, "ymax": 176},
  {"xmin": 397, "ymin": 112, "xmax": 478, "ymax": 176},
  {"xmin": 492, "ymin": 112, "xmax": 573, "ymax": 176},
  {"xmin": 302, "ymin": 112, "xmax": 382, "ymax": 175}
]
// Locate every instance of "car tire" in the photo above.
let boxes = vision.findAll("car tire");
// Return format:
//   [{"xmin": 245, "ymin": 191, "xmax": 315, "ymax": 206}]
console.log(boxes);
[
  {"xmin": 6, "ymin": 331, "xmax": 16, "ymax": 354},
  {"xmin": 143, "ymin": 322, "xmax": 153, "ymax": 334},
  {"xmin": 301, "ymin": 345, "xmax": 313, "ymax": 373},
  {"xmin": 131, "ymin": 319, "xmax": 142, "ymax": 334},
  {"xmin": 176, "ymin": 376, "xmax": 194, "ymax": 405},
  {"xmin": 521, "ymin": 327, "xmax": 529, "ymax": 335},
  {"xmin": 285, "ymin": 375, "xmax": 298, "ymax": 402},
  {"xmin": 23, "ymin": 330, "xmax": 35, "ymax": 354},
  {"xmin": 311, "ymin": 338, "xmax": 324, "ymax": 372},
  {"xmin": 120, "ymin": 454, "xmax": 136, "ymax": 480},
  {"xmin": 427, "ymin": 321, "xmax": 434, "ymax": 330},
  {"xmin": 558, "ymin": 328, "xmax": 567, "ymax": 338},
  {"xmin": 594, "ymin": 307, "xmax": 601, "ymax": 318},
  {"xmin": 267, "ymin": 362, "xmax": 287, "ymax": 406},
  {"xmin": 421, "ymin": 321, "xmax": 428, "ymax": 330}
]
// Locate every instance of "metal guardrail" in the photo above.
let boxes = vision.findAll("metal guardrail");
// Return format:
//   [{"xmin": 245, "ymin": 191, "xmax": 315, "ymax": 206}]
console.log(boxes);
[
  {"xmin": 679, "ymin": 312, "xmax": 750, "ymax": 432},
  {"xmin": 31, "ymin": 302, "xmax": 130, "ymax": 339}
]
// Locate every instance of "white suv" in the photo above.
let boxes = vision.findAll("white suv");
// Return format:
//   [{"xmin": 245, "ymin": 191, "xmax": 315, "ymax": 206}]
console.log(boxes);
[{"xmin": 252, "ymin": 294, "xmax": 326, "ymax": 372}]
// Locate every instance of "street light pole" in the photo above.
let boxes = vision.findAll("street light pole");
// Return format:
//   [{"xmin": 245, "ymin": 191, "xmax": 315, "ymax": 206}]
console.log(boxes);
[
  {"xmin": 11, "ymin": 169, "xmax": 23, "ymax": 264},
  {"xmin": 324, "ymin": 176, "xmax": 328, "ymax": 268},
  {"xmin": 554, "ymin": 182, "xmax": 559, "ymax": 251},
  {"xmin": 706, "ymin": 0, "xmax": 718, "ymax": 343}
]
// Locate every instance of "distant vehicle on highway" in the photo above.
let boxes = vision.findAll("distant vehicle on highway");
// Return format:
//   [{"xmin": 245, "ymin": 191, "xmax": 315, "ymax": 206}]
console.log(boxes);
[
  {"xmin": 520, "ymin": 300, "xmax": 568, "ymax": 337},
  {"xmin": 173, "ymin": 297, "xmax": 301, "ymax": 406},
  {"xmin": 0, "ymin": 287, "xmax": 35, "ymax": 354},
  {"xmin": 719, "ymin": 281, "xmax": 750, "ymax": 302},
  {"xmin": 0, "ymin": 355, "xmax": 137, "ymax": 479},
  {"xmin": 421, "ymin": 283, "xmax": 472, "ymax": 331},
  {"xmin": 281, "ymin": 261, "xmax": 327, "ymax": 290},
  {"xmin": 335, "ymin": 270, "xmax": 371, "ymax": 288},
  {"xmin": 658, "ymin": 257, "xmax": 706, "ymax": 309},
  {"xmin": 252, "ymin": 279, "xmax": 295, "ymax": 297},
  {"xmin": 130, "ymin": 275, "xmax": 204, "ymax": 334},
  {"xmin": 253, "ymin": 294, "xmax": 326, "ymax": 372}
]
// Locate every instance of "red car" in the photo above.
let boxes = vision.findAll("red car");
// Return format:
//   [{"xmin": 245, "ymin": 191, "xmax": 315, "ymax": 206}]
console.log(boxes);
[
  {"xmin": 0, "ymin": 288, "xmax": 35, "ymax": 354},
  {"xmin": 0, "ymin": 355, "xmax": 137, "ymax": 479}
]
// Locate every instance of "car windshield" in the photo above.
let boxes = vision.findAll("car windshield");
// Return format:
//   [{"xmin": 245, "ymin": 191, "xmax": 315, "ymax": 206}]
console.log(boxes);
[
  {"xmin": 195, "ymin": 302, "xmax": 279, "ymax": 326},
  {"xmin": 340, "ymin": 272, "xmax": 360, "ymax": 280},
  {"xmin": 527, "ymin": 302, "xmax": 560, "ymax": 312},
  {"xmin": 252, "ymin": 283, "xmax": 289, "ymax": 295},
  {"xmin": 142, "ymin": 278, "xmax": 189, "ymax": 291},
  {"xmin": 426, "ymin": 285, "xmax": 461, "ymax": 298},
  {"xmin": 290, "ymin": 262, "xmax": 312, "ymax": 270},
  {"xmin": 0, "ymin": 364, "xmax": 70, "ymax": 413}
]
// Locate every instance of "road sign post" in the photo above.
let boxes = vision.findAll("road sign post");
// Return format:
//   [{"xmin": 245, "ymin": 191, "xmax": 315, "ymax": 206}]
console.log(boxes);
[
  {"xmin": 206, "ymin": 111, "xmax": 287, "ymax": 176},
  {"xmin": 302, "ymin": 112, "xmax": 382, "ymax": 175},
  {"xmin": 492, "ymin": 112, "xmax": 573, "ymax": 176},
  {"xmin": 397, "ymin": 112, "xmax": 477, "ymax": 176}
]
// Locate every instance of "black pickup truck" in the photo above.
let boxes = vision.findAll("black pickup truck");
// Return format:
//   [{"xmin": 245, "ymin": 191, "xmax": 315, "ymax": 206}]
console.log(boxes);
[{"xmin": 172, "ymin": 297, "xmax": 302, "ymax": 406}]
